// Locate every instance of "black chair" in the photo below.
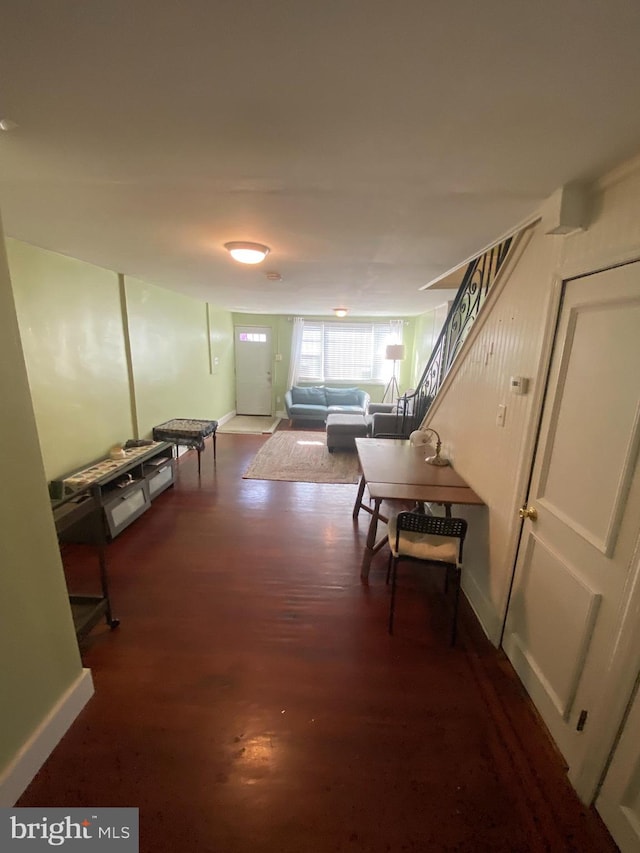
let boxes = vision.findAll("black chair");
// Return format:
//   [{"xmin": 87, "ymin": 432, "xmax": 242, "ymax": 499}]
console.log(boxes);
[{"xmin": 387, "ymin": 511, "xmax": 467, "ymax": 645}]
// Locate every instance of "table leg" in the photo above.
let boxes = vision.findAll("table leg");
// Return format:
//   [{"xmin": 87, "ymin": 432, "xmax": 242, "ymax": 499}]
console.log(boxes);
[
  {"xmin": 197, "ymin": 447, "xmax": 202, "ymax": 477},
  {"xmin": 352, "ymin": 474, "xmax": 367, "ymax": 519},
  {"xmin": 212, "ymin": 432, "xmax": 217, "ymax": 463},
  {"xmin": 360, "ymin": 498, "xmax": 382, "ymax": 580}
]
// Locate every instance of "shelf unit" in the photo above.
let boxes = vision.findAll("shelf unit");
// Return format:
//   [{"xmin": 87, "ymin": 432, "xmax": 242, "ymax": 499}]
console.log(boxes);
[
  {"xmin": 50, "ymin": 442, "xmax": 175, "ymax": 641},
  {"xmin": 50, "ymin": 441, "xmax": 175, "ymax": 540}
]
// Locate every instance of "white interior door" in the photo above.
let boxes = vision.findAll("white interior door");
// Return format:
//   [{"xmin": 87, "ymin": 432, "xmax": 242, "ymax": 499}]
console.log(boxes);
[
  {"xmin": 502, "ymin": 262, "xmax": 640, "ymax": 778},
  {"xmin": 234, "ymin": 326, "xmax": 272, "ymax": 415},
  {"xmin": 596, "ymin": 681, "xmax": 640, "ymax": 852}
]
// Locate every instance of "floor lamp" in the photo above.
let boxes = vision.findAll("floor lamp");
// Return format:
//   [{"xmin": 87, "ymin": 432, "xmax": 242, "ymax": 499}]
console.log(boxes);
[{"xmin": 382, "ymin": 344, "xmax": 405, "ymax": 403}]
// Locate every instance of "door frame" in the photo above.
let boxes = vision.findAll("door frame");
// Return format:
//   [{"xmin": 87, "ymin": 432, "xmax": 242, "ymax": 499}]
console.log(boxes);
[
  {"xmin": 233, "ymin": 324, "xmax": 273, "ymax": 416},
  {"xmin": 501, "ymin": 258, "xmax": 640, "ymax": 805}
]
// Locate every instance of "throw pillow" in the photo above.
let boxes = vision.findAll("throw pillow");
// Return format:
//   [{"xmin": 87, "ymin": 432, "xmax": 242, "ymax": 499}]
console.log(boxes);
[
  {"xmin": 290, "ymin": 385, "xmax": 327, "ymax": 405},
  {"xmin": 325, "ymin": 387, "xmax": 361, "ymax": 407}
]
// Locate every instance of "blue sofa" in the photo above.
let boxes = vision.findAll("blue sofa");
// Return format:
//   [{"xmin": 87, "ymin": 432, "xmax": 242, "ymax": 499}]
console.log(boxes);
[{"xmin": 284, "ymin": 385, "xmax": 370, "ymax": 424}]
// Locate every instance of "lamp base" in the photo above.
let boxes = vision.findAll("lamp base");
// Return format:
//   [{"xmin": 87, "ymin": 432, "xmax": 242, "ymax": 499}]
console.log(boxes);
[
  {"xmin": 425, "ymin": 452, "xmax": 450, "ymax": 466},
  {"xmin": 382, "ymin": 373, "xmax": 401, "ymax": 404}
]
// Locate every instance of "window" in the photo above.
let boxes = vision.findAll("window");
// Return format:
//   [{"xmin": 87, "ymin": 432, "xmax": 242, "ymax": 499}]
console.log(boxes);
[
  {"xmin": 297, "ymin": 321, "xmax": 401, "ymax": 383},
  {"xmin": 238, "ymin": 332, "xmax": 267, "ymax": 342}
]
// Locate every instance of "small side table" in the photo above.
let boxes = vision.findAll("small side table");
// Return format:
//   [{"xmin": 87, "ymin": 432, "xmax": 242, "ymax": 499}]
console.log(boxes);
[{"xmin": 152, "ymin": 419, "xmax": 218, "ymax": 475}]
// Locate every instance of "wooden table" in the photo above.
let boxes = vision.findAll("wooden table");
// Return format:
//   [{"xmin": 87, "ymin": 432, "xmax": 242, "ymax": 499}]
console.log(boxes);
[{"xmin": 353, "ymin": 438, "xmax": 484, "ymax": 579}]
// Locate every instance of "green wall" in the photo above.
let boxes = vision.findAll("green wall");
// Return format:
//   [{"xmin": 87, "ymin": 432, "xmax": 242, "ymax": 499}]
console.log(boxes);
[
  {"xmin": 7, "ymin": 238, "xmax": 447, "ymax": 477},
  {"xmin": 232, "ymin": 313, "xmax": 418, "ymax": 409},
  {"xmin": 8, "ymin": 241, "xmax": 236, "ymax": 480},
  {"xmin": 8, "ymin": 242, "xmax": 133, "ymax": 477},
  {"xmin": 411, "ymin": 302, "xmax": 449, "ymax": 388},
  {"xmin": 0, "ymin": 224, "xmax": 83, "ymax": 780},
  {"xmin": 125, "ymin": 277, "xmax": 235, "ymax": 436}
]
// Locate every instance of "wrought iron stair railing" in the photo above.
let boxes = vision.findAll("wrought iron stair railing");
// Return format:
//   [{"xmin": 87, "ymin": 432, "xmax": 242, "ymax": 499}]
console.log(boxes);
[{"xmin": 391, "ymin": 236, "xmax": 513, "ymax": 435}]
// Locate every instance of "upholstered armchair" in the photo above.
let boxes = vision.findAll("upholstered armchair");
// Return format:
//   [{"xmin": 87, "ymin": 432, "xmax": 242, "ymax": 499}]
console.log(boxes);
[{"xmin": 366, "ymin": 391, "xmax": 431, "ymax": 438}]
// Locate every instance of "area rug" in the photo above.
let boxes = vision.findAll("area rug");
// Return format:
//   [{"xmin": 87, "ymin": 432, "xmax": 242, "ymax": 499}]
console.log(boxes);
[
  {"xmin": 218, "ymin": 415, "xmax": 280, "ymax": 434},
  {"xmin": 243, "ymin": 431, "xmax": 361, "ymax": 484}
]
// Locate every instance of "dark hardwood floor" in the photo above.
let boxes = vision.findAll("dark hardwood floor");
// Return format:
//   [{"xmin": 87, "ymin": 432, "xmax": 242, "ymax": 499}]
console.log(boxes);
[{"xmin": 20, "ymin": 433, "xmax": 617, "ymax": 852}]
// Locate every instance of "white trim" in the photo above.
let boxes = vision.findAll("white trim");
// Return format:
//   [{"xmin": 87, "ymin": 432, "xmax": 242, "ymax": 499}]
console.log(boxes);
[
  {"xmin": 216, "ymin": 410, "xmax": 237, "ymax": 427},
  {"xmin": 424, "ymin": 228, "xmax": 565, "ymax": 642},
  {"xmin": 461, "ymin": 572, "xmax": 503, "ymax": 647},
  {"xmin": 419, "ymin": 212, "xmax": 542, "ymax": 291},
  {"xmin": 0, "ymin": 668, "xmax": 94, "ymax": 806},
  {"xmin": 422, "ymin": 225, "xmax": 537, "ymax": 426},
  {"xmin": 492, "ymin": 272, "xmax": 565, "ymax": 630},
  {"xmin": 560, "ymin": 248, "xmax": 640, "ymax": 285},
  {"xmin": 570, "ymin": 531, "xmax": 640, "ymax": 803},
  {"xmin": 595, "ymin": 149, "xmax": 640, "ymax": 192}
]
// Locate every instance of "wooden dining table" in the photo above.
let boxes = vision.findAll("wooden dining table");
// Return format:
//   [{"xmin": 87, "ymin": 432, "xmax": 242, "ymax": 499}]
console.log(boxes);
[{"xmin": 353, "ymin": 438, "xmax": 484, "ymax": 579}]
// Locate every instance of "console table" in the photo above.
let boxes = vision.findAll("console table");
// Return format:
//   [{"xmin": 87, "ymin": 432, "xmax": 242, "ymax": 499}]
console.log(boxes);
[
  {"xmin": 49, "ymin": 441, "xmax": 175, "ymax": 539},
  {"xmin": 152, "ymin": 418, "xmax": 218, "ymax": 475}
]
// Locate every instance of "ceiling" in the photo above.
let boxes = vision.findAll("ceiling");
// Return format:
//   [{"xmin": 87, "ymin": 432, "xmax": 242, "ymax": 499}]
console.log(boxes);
[{"xmin": 2, "ymin": 1, "xmax": 640, "ymax": 317}]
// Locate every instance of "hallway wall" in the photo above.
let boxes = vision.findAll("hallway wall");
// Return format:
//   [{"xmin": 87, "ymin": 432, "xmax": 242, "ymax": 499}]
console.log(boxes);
[
  {"xmin": 427, "ymin": 153, "xmax": 640, "ymax": 646},
  {"xmin": 0, "ymin": 216, "xmax": 87, "ymax": 803},
  {"xmin": 7, "ymin": 241, "xmax": 236, "ymax": 480}
]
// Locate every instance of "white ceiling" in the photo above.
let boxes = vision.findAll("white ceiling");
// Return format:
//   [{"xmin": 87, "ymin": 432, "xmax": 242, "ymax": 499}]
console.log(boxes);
[{"xmin": 1, "ymin": 0, "xmax": 640, "ymax": 316}]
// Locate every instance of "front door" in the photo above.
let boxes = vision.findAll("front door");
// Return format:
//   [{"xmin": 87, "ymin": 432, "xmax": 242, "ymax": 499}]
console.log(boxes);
[
  {"xmin": 234, "ymin": 326, "xmax": 272, "ymax": 415},
  {"xmin": 502, "ymin": 262, "xmax": 640, "ymax": 776}
]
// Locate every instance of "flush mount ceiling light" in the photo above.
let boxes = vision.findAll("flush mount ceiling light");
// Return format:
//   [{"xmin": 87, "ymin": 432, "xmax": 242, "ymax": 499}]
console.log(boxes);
[
  {"xmin": 334, "ymin": 308, "xmax": 348, "ymax": 318},
  {"xmin": 224, "ymin": 241, "xmax": 270, "ymax": 264}
]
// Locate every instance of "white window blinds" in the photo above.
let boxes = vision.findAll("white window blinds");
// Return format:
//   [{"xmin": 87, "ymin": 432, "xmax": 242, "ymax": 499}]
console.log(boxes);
[{"xmin": 297, "ymin": 321, "xmax": 400, "ymax": 383}]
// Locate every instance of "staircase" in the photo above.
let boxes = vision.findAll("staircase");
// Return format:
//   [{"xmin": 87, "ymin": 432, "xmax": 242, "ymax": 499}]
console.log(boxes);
[{"xmin": 393, "ymin": 236, "xmax": 513, "ymax": 435}]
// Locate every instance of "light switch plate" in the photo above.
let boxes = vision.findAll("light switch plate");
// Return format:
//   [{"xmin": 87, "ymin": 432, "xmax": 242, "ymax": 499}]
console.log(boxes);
[{"xmin": 496, "ymin": 404, "xmax": 507, "ymax": 427}]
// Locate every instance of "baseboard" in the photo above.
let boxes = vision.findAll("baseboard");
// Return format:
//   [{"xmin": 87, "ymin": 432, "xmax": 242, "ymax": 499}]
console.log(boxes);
[
  {"xmin": 217, "ymin": 410, "xmax": 237, "ymax": 427},
  {"xmin": 0, "ymin": 668, "xmax": 94, "ymax": 806},
  {"xmin": 462, "ymin": 572, "xmax": 503, "ymax": 647}
]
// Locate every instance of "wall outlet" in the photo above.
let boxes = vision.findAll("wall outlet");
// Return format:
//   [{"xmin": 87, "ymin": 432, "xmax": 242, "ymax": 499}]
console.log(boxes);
[
  {"xmin": 496, "ymin": 404, "xmax": 507, "ymax": 427},
  {"xmin": 275, "ymin": 353, "xmax": 283, "ymax": 362}
]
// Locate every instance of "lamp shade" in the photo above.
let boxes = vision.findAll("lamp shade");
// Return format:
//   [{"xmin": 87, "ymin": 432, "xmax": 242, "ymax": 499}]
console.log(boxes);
[{"xmin": 385, "ymin": 344, "xmax": 405, "ymax": 361}]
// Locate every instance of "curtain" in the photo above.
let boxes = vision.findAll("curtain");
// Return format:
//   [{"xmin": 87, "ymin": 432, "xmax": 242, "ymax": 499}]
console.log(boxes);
[
  {"xmin": 389, "ymin": 318, "xmax": 403, "ymax": 345},
  {"xmin": 287, "ymin": 317, "xmax": 304, "ymax": 388}
]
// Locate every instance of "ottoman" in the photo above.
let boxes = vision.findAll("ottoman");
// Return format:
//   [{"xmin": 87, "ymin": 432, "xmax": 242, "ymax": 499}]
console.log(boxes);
[{"xmin": 326, "ymin": 413, "xmax": 369, "ymax": 452}]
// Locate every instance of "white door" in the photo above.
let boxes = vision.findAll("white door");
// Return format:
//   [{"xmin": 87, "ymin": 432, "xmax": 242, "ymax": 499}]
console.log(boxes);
[
  {"xmin": 502, "ymin": 262, "xmax": 640, "ymax": 777},
  {"xmin": 596, "ymin": 681, "xmax": 640, "ymax": 852},
  {"xmin": 234, "ymin": 326, "xmax": 272, "ymax": 415}
]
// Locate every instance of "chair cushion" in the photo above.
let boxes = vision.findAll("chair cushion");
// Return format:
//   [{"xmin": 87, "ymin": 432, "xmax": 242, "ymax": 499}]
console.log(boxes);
[
  {"xmin": 325, "ymin": 387, "xmax": 361, "ymax": 407},
  {"xmin": 388, "ymin": 514, "xmax": 459, "ymax": 562},
  {"xmin": 290, "ymin": 385, "xmax": 327, "ymax": 405}
]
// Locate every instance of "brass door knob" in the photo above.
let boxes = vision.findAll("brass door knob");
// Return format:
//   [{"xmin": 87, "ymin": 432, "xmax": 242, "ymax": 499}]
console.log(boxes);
[{"xmin": 519, "ymin": 505, "xmax": 538, "ymax": 521}]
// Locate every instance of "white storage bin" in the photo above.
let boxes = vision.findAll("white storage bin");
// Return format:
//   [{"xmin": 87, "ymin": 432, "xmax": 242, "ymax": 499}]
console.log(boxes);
[
  {"xmin": 104, "ymin": 481, "xmax": 150, "ymax": 538},
  {"xmin": 147, "ymin": 462, "xmax": 174, "ymax": 497}
]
